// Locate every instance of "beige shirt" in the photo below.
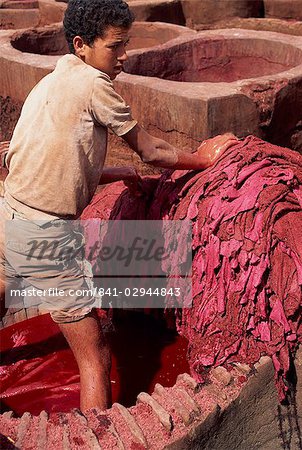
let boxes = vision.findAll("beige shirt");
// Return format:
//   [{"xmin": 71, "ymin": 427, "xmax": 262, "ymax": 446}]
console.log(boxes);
[{"xmin": 4, "ymin": 54, "xmax": 137, "ymax": 220}]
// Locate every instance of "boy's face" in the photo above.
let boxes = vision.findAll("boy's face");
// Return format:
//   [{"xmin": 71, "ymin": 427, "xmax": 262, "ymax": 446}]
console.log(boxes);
[{"xmin": 73, "ymin": 26, "xmax": 130, "ymax": 80}]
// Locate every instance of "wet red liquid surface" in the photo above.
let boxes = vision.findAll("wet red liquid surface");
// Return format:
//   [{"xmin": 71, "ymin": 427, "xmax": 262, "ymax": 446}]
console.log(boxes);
[{"xmin": 0, "ymin": 311, "xmax": 189, "ymax": 416}]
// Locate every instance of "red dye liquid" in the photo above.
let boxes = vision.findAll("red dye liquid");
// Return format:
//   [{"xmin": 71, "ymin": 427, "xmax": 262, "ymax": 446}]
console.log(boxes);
[{"xmin": 0, "ymin": 311, "xmax": 189, "ymax": 416}]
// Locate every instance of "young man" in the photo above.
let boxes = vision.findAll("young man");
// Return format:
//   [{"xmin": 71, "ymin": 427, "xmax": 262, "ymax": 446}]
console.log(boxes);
[{"xmin": 0, "ymin": 0, "xmax": 238, "ymax": 412}]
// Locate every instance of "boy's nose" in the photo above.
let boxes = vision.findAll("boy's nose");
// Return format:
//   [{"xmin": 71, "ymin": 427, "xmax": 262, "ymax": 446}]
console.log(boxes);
[{"xmin": 117, "ymin": 47, "xmax": 128, "ymax": 62}]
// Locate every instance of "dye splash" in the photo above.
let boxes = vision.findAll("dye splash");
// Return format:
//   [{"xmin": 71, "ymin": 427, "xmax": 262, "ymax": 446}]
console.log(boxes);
[{"xmin": 83, "ymin": 136, "xmax": 302, "ymax": 400}]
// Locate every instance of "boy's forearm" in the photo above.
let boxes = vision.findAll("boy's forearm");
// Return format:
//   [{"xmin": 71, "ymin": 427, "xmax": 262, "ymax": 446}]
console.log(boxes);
[
  {"xmin": 123, "ymin": 124, "xmax": 238, "ymax": 171},
  {"xmin": 140, "ymin": 139, "xmax": 209, "ymax": 170},
  {"xmin": 99, "ymin": 166, "xmax": 138, "ymax": 185},
  {"xmin": 123, "ymin": 125, "xmax": 190, "ymax": 168}
]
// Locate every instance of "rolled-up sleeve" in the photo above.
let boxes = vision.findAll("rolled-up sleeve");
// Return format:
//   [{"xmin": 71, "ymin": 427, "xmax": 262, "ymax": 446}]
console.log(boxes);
[{"xmin": 91, "ymin": 75, "xmax": 137, "ymax": 136}]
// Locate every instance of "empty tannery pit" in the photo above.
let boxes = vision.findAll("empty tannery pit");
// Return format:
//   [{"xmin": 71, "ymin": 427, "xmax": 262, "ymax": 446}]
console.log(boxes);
[
  {"xmin": 1, "ymin": 27, "xmax": 302, "ymax": 154},
  {"xmin": 0, "ymin": 0, "xmax": 66, "ymax": 30},
  {"xmin": 0, "ymin": 20, "xmax": 194, "ymax": 144},
  {"xmin": 123, "ymin": 35, "xmax": 296, "ymax": 82},
  {"xmin": 117, "ymin": 29, "xmax": 302, "ymax": 152},
  {"xmin": 9, "ymin": 21, "xmax": 194, "ymax": 55}
]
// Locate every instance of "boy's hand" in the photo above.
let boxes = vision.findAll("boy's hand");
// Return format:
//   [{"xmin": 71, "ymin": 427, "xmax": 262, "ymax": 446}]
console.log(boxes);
[
  {"xmin": 99, "ymin": 166, "xmax": 142, "ymax": 195},
  {"xmin": 122, "ymin": 167, "xmax": 143, "ymax": 197},
  {"xmin": 197, "ymin": 133, "xmax": 239, "ymax": 167}
]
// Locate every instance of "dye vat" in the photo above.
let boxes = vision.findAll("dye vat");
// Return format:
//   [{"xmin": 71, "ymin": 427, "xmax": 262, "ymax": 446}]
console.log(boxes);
[
  {"xmin": 1, "ymin": 0, "xmax": 38, "ymax": 9},
  {"xmin": 0, "ymin": 0, "xmax": 66, "ymax": 30},
  {"xmin": 1, "ymin": 141, "xmax": 302, "ymax": 446},
  {"xmin": 115, "ymin": 29, "xmax": 302, "ymax": 152},
  {"xmin": 1, "ymin": 27, "xmax": 302, "ymax": 154},
  {"xmin": 0, "ymin": 0, "xmax": 39, "ymax": 29},
  {"xmin": 195, "ymin": 17, "xmax": 302, "ymax": 38},
  {"xmin": 180, "ymin": 0, "xmax": 263, "ymax": 27},
  {"xmin": 128, "ymin": 21, "xmax": 194, "ymax": 50},
  {"xmin": 9, "ymin": 21, "xmax": 194, "ymax": 55},
  {"xmin": 0, "ymin": 310, "xmax": 189, "ymax": 416},
  {"xmin": 124, "ymin": 34, "xmax": 295, "ymax": 82},
  {"xmin": 10, "ymin": 23, "xmax": 68, "ymax": 55},
  {"xmin": 2, "ymin": 308, "xmax": 301, "ymax": 449},
  {"xmin": 0, "ymin": 20, "xmax": 193, "ymax": 148},
  {"xmin": 128, "ymin": 0, "xmax": 263, "ymax": 28},
  {"xmin": 127, "ymin": 0, "xmax": 186, "ymax": 26}
]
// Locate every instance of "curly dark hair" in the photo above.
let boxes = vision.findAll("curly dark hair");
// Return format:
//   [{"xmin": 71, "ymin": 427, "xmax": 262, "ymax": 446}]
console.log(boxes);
[{"xmin": 63, "ymin": 0, "xmax": 135, "ymax": 53}]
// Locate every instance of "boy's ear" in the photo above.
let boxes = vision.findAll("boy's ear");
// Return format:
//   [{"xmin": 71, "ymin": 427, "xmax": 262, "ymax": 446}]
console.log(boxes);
[{"xmin": 73, "ymin": 36, "xmax": 88, "ymax": 56}]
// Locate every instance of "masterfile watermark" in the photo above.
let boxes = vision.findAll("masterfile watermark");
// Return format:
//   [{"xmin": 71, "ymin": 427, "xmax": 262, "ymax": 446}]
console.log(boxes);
[
  {"xmin": 4, "ymin": 219, "xmax": 193, "ymax": 309},
  {"xmin": 26, "ymin": 235, "xmax": 169, "ymax": 267}
]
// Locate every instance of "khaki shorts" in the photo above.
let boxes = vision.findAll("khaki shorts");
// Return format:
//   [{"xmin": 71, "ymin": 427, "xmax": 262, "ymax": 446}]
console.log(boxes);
[{"xmin": 0, "ymin": 200, "xmax": 99, "ymax": 323}]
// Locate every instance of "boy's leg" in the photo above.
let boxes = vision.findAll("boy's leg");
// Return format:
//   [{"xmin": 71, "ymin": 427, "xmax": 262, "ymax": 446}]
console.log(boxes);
[
  {"xmin": 58, "ymin": 310, "xmax": 112, "ymax": 412},
  {"xmin": 3, "ymin": 213, "xmax": 111, "ymax": 411}
]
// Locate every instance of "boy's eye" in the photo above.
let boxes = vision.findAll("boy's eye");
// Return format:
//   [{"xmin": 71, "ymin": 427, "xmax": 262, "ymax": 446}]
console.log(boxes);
[{"xmin": 108, "ymin": 41, "xmax": 129, "ymax": 50}]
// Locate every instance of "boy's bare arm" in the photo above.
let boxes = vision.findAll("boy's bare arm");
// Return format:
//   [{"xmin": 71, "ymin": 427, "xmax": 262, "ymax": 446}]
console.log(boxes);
[
  {"xmin": 99, "ymin": 166, "xmax": 142, "ymax": 196},
  {"xmin": 123, "ymin": 124, "xmax": 239, "ymax": 170},
  {"xmin": 99, "ymin": 166, "xmax": 140, "ymax": 184}
]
